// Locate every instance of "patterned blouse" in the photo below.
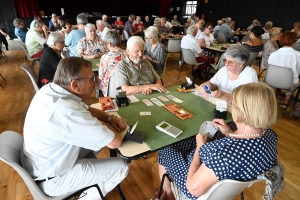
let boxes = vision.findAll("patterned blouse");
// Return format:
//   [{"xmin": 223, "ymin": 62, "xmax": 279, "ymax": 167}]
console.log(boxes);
[
  {"xmin": 98, "ymin": 48, "xmax": 126, "ymax": 96},
  {"xmin": 144, "ymin": 42, "xmax": 166, "ymax": 76},
  {"xmin": 76, "ymin": 36, "xmax": 108, "ymax": 56},
  {"xmin": 262, "ymin": 40, "xmax": 278, "ymax": 69}
]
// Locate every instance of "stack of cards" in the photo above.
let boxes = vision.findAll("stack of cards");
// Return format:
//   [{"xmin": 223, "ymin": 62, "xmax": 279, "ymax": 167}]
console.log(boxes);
[{"xmin": 199, "ymin": 121, "xmax": 218, "ymax": 139}]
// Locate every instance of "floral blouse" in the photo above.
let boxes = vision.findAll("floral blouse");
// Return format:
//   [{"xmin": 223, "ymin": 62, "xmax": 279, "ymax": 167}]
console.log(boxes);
[
  {"xmin": 76, "ymin": 36, "xmax": 108, "ymax": 56},
  {"xmin": 99, "ymin": 49, "xmax": 126, "ymax": 96},
  {"xmin": 262, "ymin": 40, "xmax": 278, "ymax": 69}
]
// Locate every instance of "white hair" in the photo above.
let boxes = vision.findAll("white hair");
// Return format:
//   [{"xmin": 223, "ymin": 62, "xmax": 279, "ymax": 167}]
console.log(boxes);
[
  {"xmin": 154, "ymin": 18, "xmax": 161, "ymax": 25},
  {"xmin": 96, "ymin": 20, "xmax": 105, "ymax": 26},
  {"xmin": 84, "ymin": 23, "xmax": 96, "ymax": 32},
  {"xmin": 47, "ymin": 32, "xmax": 64, "ymax": 46},
  {"xmin": 126, "ymin": 36, "xmax": 144, "ymax": 50},
  {"xmin": 186, "ymin": 25, "xmax": 198, "ymax": 35},
  {"xmin": 144, "ymin": 26, "xmax": 159, "ymax": 39}
]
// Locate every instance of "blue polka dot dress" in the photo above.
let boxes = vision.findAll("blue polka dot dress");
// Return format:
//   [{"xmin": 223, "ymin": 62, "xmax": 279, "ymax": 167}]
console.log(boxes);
[{"xmin": 158, "ymin": 128, "xmax": 278, "ymax": 200}]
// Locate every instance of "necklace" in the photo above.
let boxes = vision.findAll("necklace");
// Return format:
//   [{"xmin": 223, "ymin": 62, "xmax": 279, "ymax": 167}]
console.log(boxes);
[{"xmin": 229, "ymin": 130, "xmax": 264, "ymax": 138}]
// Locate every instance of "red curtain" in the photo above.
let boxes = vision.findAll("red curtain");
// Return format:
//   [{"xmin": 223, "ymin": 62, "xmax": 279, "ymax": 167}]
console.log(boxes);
[
  {"xmin": 160, "ymin": 0, "xmax": 171, "ymax": 17},
  {"xmin": 14, "ymin": 0, "xmax": 40, "ymax": 18}
]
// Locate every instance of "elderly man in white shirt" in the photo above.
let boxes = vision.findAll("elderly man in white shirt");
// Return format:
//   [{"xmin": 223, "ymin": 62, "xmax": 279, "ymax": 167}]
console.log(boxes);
[
  {"xmin": 21, "ymin": 57, "xmax": 129, "ymax": 199},
  {"xmin": 96, "ymin": 20, "xmax": 110, "ymax": 40},
  {"xmin": 181, "ymin": 25, "xmax": 214, "ymax": 67}
]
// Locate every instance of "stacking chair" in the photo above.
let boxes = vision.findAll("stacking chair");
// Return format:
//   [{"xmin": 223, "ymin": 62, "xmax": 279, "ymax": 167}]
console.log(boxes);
[
  {"xmin": 0, "ymin": 131, "xmax": 105, "ymax": 200},
  {"xmin": 20, "ymin": 63, "xmax": 40, "ymax": 92},
  {"xmin": 217, "ymin": 31, "xmax": 226, "ymax": 43},
  {"xmin": 158, "ymin": 173, "xmax": 261, "ymax": 200},
  {"xmin": 245, "ymin": 52, "xmax": 259, "ymax": 67},
  {"xmin": 122, "ymin": 30, "xmax": 129, "ymax": 41},
  {"xmin": 0, "ymin": 37, "xmax": 8, "ymax": 62},
  {"xmin": 107, "ymin": 72, "xmax": 118, "ymax": 98},
  {"xmin": 0, "ymin": 72, "xmax": 6, "ymax": 88},
  {"xmin": 181, "ymin": 48, "xmax": 206, "ymax": 80},
  {"xmin": 16, "ymin": 35, "xmax": 23, "ymax": 42},
  {"xmin": 258, "ymin": 56, "xmax": 267, "ymax": 78},
  {"xmin": 160, "ymin": 54, "xmax": 168, "ymax": 85},
  {"xmin": 207, "ymin": 53, "xmax": 225, "ymax": 78},
  {"xmin": 264, "ymin": 64, "xmax": 300, "ymax": 116},
  {"xmin": 17, "ymin": 41, "xmax": 40, "ymax": 68},
  {"xmin": 293, "ymin": 41, "xmax": 300, "ymax": 52},
  {"xmin": 167, "ymin": 37, "xmax": 182, "ymax": 60}
]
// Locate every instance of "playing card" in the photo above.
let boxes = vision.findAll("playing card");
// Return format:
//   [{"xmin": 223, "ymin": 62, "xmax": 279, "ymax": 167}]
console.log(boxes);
[
  {"xmin": 150, "ymin": 98, "xmax": 165, "ymax": 107},
  {"xmin": 157, "ymin": 96, "xmax": 169, "ymax": 102},
  {"xmin": 140, "ymin": 112, "xmax": 151, "ymax": 116},
  {"xmin": 142, "ymin": 99, "xmax": 154, "ymax": 106},
  {"xmin": 199, "ymin": 121, "xmax": 218, "ymax": 138}
]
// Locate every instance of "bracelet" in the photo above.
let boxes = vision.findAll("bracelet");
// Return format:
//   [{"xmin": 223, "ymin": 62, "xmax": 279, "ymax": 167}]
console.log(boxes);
[{"xmin": 107, "ymin": 115, "xmax": 116, "ymax": 124}]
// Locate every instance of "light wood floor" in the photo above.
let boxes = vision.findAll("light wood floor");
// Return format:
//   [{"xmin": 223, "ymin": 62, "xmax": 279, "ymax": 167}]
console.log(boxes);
[{"xmin": 0, "ymin": 49, "xmax": 299, "ymax": 200}]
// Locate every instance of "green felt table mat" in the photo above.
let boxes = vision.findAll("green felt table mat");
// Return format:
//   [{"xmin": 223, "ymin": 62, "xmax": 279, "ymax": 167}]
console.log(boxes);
[{"xmin": 117, "ymin": 86, "xmax": 232, "ymax": 150}]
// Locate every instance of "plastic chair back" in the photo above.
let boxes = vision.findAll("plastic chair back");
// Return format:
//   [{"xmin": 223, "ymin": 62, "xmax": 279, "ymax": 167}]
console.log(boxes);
[
  {"xmin": 214, "ymin": 53, "xmax": 226, "ymax": 70},
  {"xmin": 217, "ymin": 31, "xmax": 226, "ymax": 43},
  {"xmin": 181, "ymin": 48, "xmax": 197, "ymax": 65},
  {"xmin": 264, "ymin": 64, "xmax": 294, "ymax": 90},
  {"xmin": 245, "ymin": 52, "xmax": 259, "ymax": 67},
  {"xmin": 122, "ymin": 30, "xmax": 129, "ymax": 41},
  {"xmin": 293, "ymin": 41, "xmax": 300, "ymax": 51},
  {"xmin": 107, "ymin": 71, "xmax": 118, "ymax": 98},
  {"xmin": 20, "ymin": 63, "xmax": 40, "ymax": 92},
  {"xmin": 167, "ymin": 38, "xmax": 181, "ymax": 53},
  {"xmin": 160, "ymin": 54, "xmax": 168, "ymax": 79},
  {"xmin": 213, "ymin": 30, "xmax": 219, "ymax": 38}
]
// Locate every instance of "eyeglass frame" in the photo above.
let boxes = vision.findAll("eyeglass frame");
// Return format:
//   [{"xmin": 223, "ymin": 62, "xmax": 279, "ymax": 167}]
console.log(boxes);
[
  {"xmin": 74, "ymin": 76, "xmax": 97, "ymax": 83},
  {"xmin": 222, "ymin": 58, "xmax": 240, "ymax": 66}
]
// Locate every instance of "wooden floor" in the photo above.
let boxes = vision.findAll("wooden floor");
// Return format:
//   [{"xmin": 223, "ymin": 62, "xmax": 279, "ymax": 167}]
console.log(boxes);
[{"xmin": 0, "ymin": 49, "xmax": 300, "ymax": 200}]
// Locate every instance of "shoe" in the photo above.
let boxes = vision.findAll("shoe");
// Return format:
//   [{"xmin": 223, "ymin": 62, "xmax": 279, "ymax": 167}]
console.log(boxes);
[{"xmin": 279, "ymin": 104, "xmax": 287, "ymax": 109}]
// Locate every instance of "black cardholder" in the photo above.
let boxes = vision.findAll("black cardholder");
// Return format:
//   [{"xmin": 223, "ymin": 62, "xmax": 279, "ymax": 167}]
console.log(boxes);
[
  {"xmin": 123, "ymin": 126, "xmax": 146, "ymax": 144},
  {"xmin": 181, "ymin": 82, "xmax": 195, "ymax": 90},
  {"xmin": 214, "ymin": 108, "xmax": 227, "ymax": 120}
]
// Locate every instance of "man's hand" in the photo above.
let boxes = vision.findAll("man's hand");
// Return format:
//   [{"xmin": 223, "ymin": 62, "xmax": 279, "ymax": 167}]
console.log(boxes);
[
  {"xmin": 150, "ymin": 84, "xmax": 167, "ymax": 93},
  {"xmin": 110, "ymin": 117, "xmax": 127, "ymax": 132},
  {"xmin": 142, "ymin": 87, "xmax": 152, "ymax": 95}
]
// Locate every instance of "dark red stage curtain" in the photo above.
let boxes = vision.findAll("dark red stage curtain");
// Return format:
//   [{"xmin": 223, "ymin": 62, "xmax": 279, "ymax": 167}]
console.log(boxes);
[
  {"xmin": 14, "ymin": 0, "xmax": 40, "ymax": 18},
  {"xmin": 160, "ymin": 0, "xmax": 171, "ymax": 17}
]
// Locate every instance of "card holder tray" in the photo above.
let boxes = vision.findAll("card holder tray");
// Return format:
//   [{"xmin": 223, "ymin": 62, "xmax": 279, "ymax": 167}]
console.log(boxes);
[{"xmin": 123, "ymin": 126, "xmax": 146, "ymax": 144}]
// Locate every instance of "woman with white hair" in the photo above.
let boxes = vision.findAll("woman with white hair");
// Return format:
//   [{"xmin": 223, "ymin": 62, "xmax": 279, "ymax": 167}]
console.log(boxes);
[
  {"xmin": 38, "ymin": 32, "xmax": 65, "ymax": 87},
  {"xmin": 144, "ymin": 26, "xmax": 167, "ymax": 75},
  {"xmin": 76, "ymin": 23, "xmax": 108, "ymax": 59}
]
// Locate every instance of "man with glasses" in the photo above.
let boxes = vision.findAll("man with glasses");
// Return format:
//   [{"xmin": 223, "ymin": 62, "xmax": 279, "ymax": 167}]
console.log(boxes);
[
  {"xmin": 116, "ymin": 36, "xmax": 167, "ymax": 95},
  {"xmin": 22, "ymin": 57, "xmax": 129, "ymax": 199},
  {"xmin": 25, "ymin": 21, "xmax": 48, "ymax": 58}
]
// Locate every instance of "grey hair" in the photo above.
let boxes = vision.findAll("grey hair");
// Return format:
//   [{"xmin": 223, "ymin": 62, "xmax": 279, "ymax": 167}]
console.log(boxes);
[
  {"xmin": 223, "ymin": 45, "xmax": 250, "ymax": 65},
  {"xmin": 144, "ymin": 26, "xmax": 159, "ymax": 41},
  {"xmin": 104, "ymin": 31, "xmax": 121, "ymax": 47},
  {"xmin": 225, "ymin": 17, "xmax": 231, "ymax": 23},
  {"xmin": 154, "ymin": 18, "xmax": 161, "ymax": 25},
  {"xmin": 77, "ymin": 14, "xmax": 88, "ymax": 25},
  {"xmin": 186, "ymin": 25, "xmax": 198, "ymax": 35},
  {"xmin": 96, "ymin": 20, "xmax": 105, "ymax": 26},
  {"xmin": 128, "ymin": 14, "xmax": 135, "ymax": 20},
  {"xmin": 84, "ymin": 23, "xmax": 96, "ymax": 32},
  {"xmin": 13, "ymin": 18, "xmax": 23, "ymax": 27},
  {"xmin": 136, "ymin": 16, "xmax": 141, "ymax": 20},
  {"xmin": 126, "ymin": 36, "xmax": 144, "ymax": 51},
  {"xmin": 217, "ymin": 20, "xmax": 222, "ymax": 25},
  {"xmin": 47, "ymin": 32, "xmax": 65, "ymax": 46},
  {"xmin": 34, "ymin": 21, "xmax": 44, "ymax": 28},
  {"xmin": 53, "ymin": 57, "xmax": 92, "ymax": 87}
]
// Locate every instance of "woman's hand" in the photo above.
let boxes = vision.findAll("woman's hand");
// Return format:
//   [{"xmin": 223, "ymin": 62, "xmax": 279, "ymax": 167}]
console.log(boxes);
[
  {"xmin": 212, "ymin": 119, "xmax": 233, "ymax": 137},
  {"xmin": 198, "ymin": 84, "xmax": 208, "ymax": 97},
  {"xmin": 211, "ymin": 90, "xmax": 223, "ymax": 98},
  {"xmin": 196, "ymin": 133, "xmax": 208, "ymax": 148}
]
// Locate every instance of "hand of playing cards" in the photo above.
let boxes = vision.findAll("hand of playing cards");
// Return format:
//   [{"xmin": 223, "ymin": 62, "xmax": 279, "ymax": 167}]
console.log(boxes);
[{"xmin": 199, "ymin": 121, "xmax": 218, "ymax": 139}]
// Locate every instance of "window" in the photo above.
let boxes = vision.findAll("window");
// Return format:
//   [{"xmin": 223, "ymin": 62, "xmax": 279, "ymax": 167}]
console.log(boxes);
[{"xmin": 183, "ymin": 1, "xmax": 197, "ymax": 18}]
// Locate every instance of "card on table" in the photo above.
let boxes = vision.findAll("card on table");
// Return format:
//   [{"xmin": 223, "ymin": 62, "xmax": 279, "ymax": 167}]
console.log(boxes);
[
  {"xmin": 150, "ymin": 98, "xmax": 165, "ymax": 107},
  {"xmin": 140, "ymin": 111, "xmax": 151, "ymax": 116},
  {"xmin": 142, "ymin": 99, "xmax": 154, "ymax": 106}
]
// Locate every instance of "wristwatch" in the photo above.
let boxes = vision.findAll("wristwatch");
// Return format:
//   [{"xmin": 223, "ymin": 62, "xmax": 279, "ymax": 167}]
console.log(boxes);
[{"xmin": 107, "ymin": 115, "xmax": 116, "ymax": 124}]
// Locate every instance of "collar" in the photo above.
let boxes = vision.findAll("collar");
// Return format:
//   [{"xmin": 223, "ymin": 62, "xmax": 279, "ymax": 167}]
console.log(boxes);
[
  {"xmin": 124, "ymin": 56, "xmax": 145, "ymax": 69},
  {"xmin": 47, "ymin": 83, "xmax": 82, "ymax": 103}
]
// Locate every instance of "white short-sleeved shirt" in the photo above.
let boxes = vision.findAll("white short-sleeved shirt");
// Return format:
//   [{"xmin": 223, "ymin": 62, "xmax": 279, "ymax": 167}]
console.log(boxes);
[
  {"xmin": 25, "ymin": 28, "xmax": 46, "ymax": 57},
  {"xmin": 181, "ymin": 34, "xmax": 202, "ymax": 57},
  {"xmin": 21, "ymin": 83, "xmax": 115, "ymax": 180},
  {"xmin": 268, "ymin": 47, "xmax": 300, "ymax": 84},
  {"xmin": 97, "ymin": 27, "xmax": 110, "ymax": 40},
  {"xmin": 210, "ymin": 66, "xmax": 258, "ymax": 93},
  {"xmin": 199, "ymin": 32, "xmax": 214, "ymax": 46}
]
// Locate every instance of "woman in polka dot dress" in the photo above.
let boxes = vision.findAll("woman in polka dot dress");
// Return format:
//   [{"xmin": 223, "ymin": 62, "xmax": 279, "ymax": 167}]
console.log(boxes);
[{"xmin": 158, "ymin": 82, "xmax": 278, "ymax": 200}]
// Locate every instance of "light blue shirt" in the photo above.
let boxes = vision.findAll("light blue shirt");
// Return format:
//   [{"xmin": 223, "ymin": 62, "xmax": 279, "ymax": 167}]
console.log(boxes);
[{"xmin": 65, "ymin": 29, "xmax": 86, "ymax": 57}]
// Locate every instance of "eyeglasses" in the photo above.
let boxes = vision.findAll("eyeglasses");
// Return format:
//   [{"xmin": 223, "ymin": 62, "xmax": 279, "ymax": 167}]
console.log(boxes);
[
  {"xmin": 208, "ymin": 28, "xmax": 213, "ymax": 30},
  {"xmin": 223, "ymin": 59, "xmax": 238, "ymax": 66},
  {"xmin": 146, "ymin": 37, "xmax": 154, "ymax": 40},
  {"xmin": 74, "ymin": 76, "xmax": 97, "ymax": 82}
]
